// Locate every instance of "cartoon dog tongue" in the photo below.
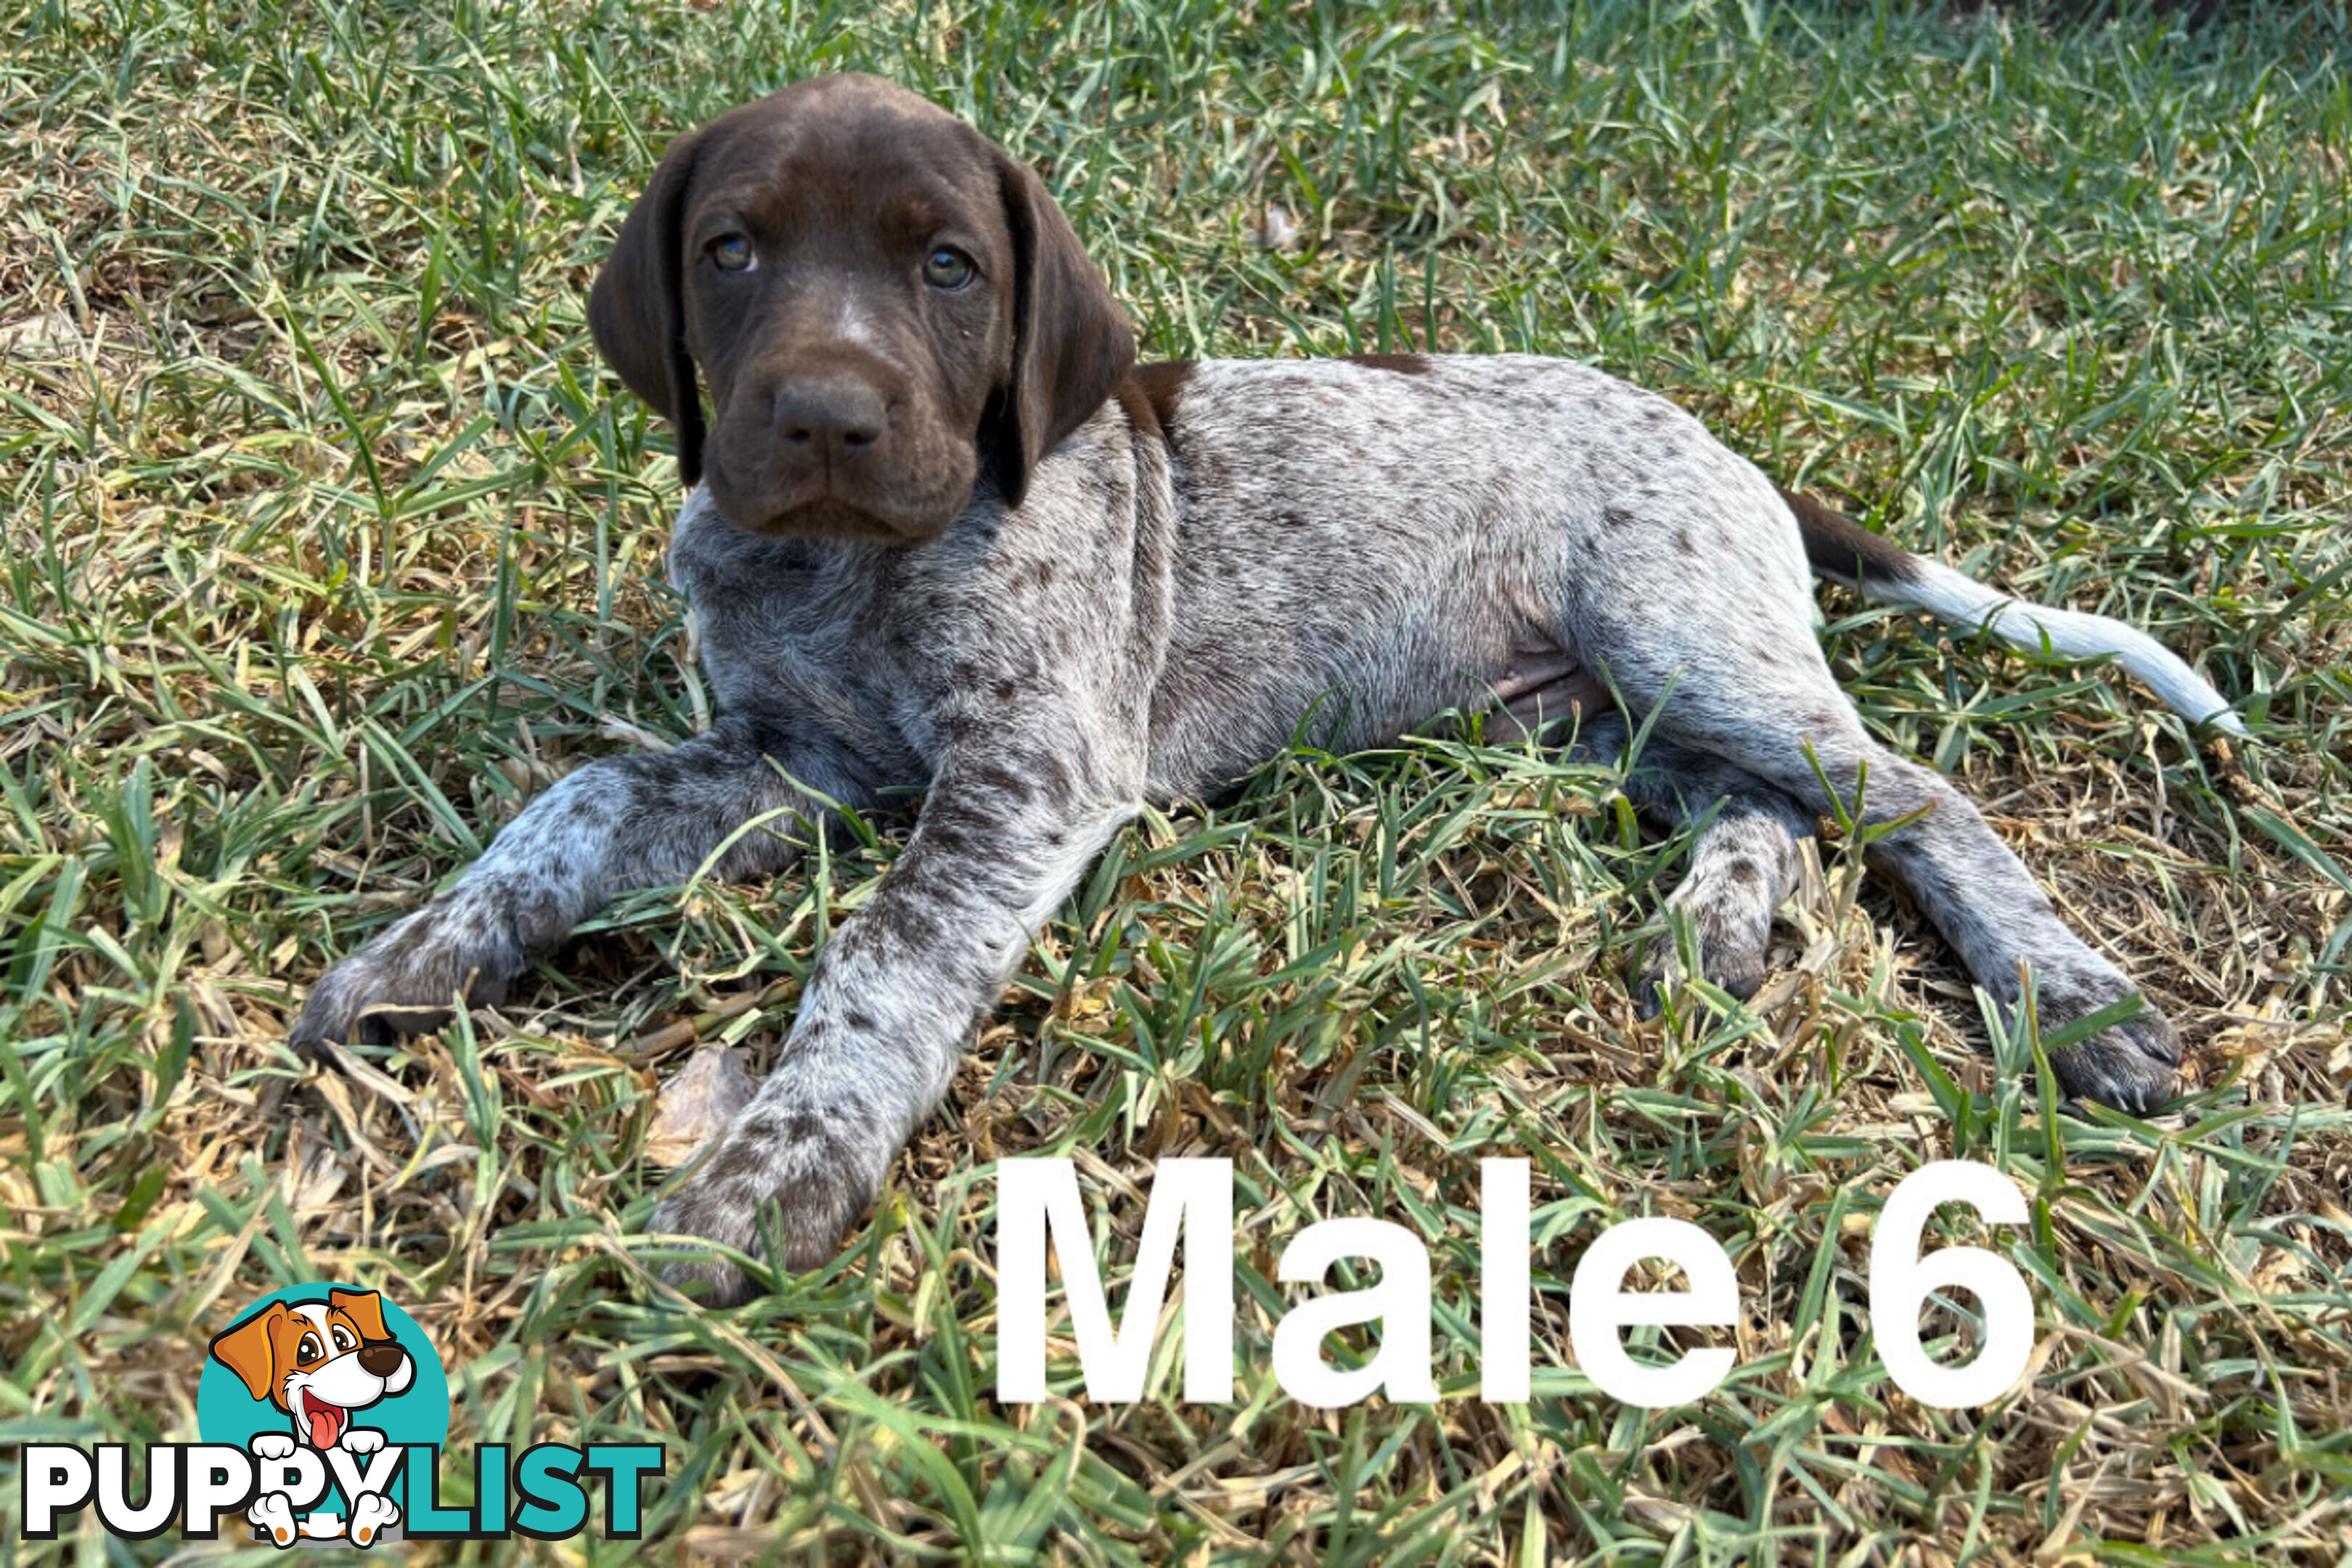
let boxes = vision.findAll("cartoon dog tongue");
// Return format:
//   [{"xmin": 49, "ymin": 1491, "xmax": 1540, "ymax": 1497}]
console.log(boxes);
[{"xmin": 297, "ymin": 1390, "xmax": 348, "ymax": 1449}]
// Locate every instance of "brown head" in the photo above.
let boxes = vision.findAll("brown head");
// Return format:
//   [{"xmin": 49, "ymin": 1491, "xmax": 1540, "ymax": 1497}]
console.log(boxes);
[
  {"xmin": 587, "ymin": 74, "xmax": 1135, "ymax": 541},
  {"xmin": 208, "ymin": 1289, "xmax": 410, "ymax": 1410}
]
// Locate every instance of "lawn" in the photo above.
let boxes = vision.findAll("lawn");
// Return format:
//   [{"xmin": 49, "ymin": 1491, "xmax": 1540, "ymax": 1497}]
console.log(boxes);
[{"xmin": 3, "ymin": 0, "xmax": 2349, "ymax": 1560}]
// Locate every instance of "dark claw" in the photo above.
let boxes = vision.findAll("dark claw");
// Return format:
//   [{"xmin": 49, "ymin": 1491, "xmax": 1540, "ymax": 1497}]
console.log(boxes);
[
  {"xmin": 2031, "ymin": 969, "xmax": 2181, "ymax": 1114},
  {"xmin": 651, "ymin": 1126, "xmax": 884, "ymax": 1304},
  {"xmin": 287, "ymin": 907, "xmax": 522, "ymax": 1058}
]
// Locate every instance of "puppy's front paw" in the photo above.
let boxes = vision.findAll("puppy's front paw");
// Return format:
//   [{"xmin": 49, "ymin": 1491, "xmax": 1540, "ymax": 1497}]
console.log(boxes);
[
  {"xmin": 650, "ymin": 1113, "xmax": 890, "ymax": 1304},
  {"xmin": 2030, "ymin": 965, "xmax": 2181, "ymax": 1114},
  {"xmin": 648, "ymin": 1183, "xmax": 766, "ymax": 1308},
  {"xmin": 348, "ymin": 1493, "xmax": 399, "ymax": 1548},
  {"xmin": 248, "ymin": 1492, "xmax": 297, "ymax": 1548},
  {"xmin": 250, "ymin": 1433, "xmax": 296, "ymax": 1461},
  {"xmin": 340, "ymin": 1428, "xmax": 385, "ymax": 1455},
  {"xmin": 289, "ymin": 883, "xmax": 547, "ymax": 1050}
]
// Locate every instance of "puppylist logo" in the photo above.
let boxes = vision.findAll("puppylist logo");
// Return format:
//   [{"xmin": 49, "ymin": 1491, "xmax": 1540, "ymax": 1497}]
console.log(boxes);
[{"xmin": 20, "ymin": 1283, "xmax": 663, "ymax": 1546}]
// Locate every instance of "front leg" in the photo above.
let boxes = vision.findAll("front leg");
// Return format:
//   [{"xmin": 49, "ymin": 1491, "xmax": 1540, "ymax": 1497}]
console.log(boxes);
[
  {"xmin": 653, "ymin": 722, "xmax": 1143, "ymax": 1303},
  {"xmin": 291, "ymin": 713, "xmax": 868, "ymax": 1049}
]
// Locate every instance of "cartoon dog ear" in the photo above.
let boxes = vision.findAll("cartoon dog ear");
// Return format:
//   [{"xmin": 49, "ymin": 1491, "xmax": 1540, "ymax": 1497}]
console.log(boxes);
[
  {"xmin": 982, "ymin": 151, "xmax": 1136, "ymax": 510},
  {"xmin": 210, "ymin": 1305, "xmax": 285, "ymax": 1402},
  {"xmin": 588, "ymin": 127, "xmax": 709, "ymax": 487},
  {"xmin": 329, "ymin": 1289, "xmax": 393, "ymax": 1344}
]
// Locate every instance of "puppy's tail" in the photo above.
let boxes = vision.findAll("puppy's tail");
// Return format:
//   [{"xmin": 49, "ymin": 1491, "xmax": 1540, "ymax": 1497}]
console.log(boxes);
[{"xmin": 1781, "ymin": 488, "xmax": 2246, "ymax": 736}]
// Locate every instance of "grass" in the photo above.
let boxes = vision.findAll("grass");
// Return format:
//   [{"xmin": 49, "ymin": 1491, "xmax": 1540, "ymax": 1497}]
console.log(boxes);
[{"xmin": 3, "ymin": 0, "xmax": 2350, "ymax": 1559}]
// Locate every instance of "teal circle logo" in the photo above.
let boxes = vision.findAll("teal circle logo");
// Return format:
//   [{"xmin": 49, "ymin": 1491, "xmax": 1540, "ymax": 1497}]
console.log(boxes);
[{"xmin": 197, "ymin": 1283, "xmax": 449, "ymax": 1536}]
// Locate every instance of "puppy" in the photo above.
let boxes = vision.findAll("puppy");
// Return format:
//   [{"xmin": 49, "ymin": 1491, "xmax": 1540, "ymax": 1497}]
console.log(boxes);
[
  {"xmin": 209, "ymin": 1289, "xmax": 412, "ymax": 1543},
  {"xmin": 291, "ymin": 75, "xmax": 2242, "ymax": 1302}
]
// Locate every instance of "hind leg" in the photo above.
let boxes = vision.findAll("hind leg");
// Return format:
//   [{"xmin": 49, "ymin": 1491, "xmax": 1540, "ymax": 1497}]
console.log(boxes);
[
  {"xmin": 1857, "ymin": 759, "xmax": 2180, "ymax": 1110},
  {"xmin": 1562, "ymin": 714, "xmax": 1813, "ymax": 1006},
  {"xmin": 1567, "ymin": 600, "xmax": 2180, "ymax": 1113}
]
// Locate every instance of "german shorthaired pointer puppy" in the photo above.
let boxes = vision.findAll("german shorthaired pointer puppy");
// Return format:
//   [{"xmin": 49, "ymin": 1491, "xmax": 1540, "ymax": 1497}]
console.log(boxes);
[{"xmin": 291, "ymin": 74, "xmax": 2244, "ymax": 1302}]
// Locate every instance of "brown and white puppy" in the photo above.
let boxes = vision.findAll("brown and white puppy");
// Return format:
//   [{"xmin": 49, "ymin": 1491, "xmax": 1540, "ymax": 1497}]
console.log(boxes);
[
  {"xmin": 290, "ymin": 74, "xmax": 2243, "ymax": 1304},
  {"xmin": 210, "ymin": 1290, "xmax": 412, "ymax": 1545}
]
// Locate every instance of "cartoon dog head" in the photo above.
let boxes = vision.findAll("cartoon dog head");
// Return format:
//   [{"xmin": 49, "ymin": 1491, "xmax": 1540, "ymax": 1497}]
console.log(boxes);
[{"xmin": 208, "ymin": 1289, "xmax": 415, "ymax": 1450}]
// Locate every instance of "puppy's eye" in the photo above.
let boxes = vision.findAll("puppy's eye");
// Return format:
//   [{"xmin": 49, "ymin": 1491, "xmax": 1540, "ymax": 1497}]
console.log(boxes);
[
  {"xmin": 924, "ymin": 248, "xmax": 975, "ymax": 290},
  {"xmin": 298, "ymin": 1334, "xmax": 323, "ymax": 1363},
  {"xmin": 332, "ymin": 1326, "xmax": 356, "ymax": 1352},
  {"xmin": 711, "ymin": 234, "xmax": 754, "ymax": 272}
]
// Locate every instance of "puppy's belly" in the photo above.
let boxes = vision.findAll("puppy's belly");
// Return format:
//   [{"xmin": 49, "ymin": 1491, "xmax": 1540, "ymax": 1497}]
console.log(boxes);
[
  {"xmin": 1143, "ymin": 611, "xmax": 1613, "ymax": 798},
  {"xmin": 1486, "ymin": 637, "xmax": 1614, "ymax": 742}
]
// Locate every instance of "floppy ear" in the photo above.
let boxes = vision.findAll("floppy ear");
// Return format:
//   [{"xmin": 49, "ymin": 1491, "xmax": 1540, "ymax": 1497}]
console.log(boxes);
[
  {"xmin": 330, "ymin": 1289, "xmax": 393, "ymax": 1343},
  {"xmin": 984, "ymin": 152, "xmax": 1136, "ymax": 510},
  {"xmin": 589, "ymin": 128, "xmax": 709, "ymax": 487},
  {"xmin": 210, "ymin": 1304, "xmax": 285, "ymax": 1402}
]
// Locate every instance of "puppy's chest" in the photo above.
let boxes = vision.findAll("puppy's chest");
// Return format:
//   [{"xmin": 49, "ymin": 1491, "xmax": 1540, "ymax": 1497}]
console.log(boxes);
[
  {"xmin": 669, "ymin": 491, "xmax": 1135, "ymax": 764},
  {"xmin": 668, "ymin": 505, "xmax": 909, "ymax": 743}
]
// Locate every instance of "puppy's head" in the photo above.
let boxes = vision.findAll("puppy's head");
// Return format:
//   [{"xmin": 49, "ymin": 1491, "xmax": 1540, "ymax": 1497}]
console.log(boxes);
[
  {"xmin": 589, "ymin": 73, "xmax": 1134, "ymax": 541},
  {"xmin": 210, "ymin": 1289, "xmax": 415, "ymax": 1450}
]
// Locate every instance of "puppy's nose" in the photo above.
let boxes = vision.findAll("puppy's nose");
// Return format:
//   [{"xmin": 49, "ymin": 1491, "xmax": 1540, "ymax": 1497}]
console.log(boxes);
[
  {"xmin": 357, "ymin": 1342, "xmax": 407, "ymax": 1378},
  {"xmin": 770, "ymin": 376, "xmax": 887, "ymax": 460}
]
